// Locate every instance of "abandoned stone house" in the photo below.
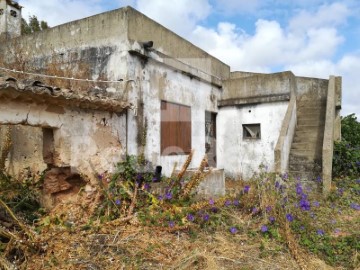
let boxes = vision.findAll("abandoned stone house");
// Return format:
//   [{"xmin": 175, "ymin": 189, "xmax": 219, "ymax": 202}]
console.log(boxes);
[{"xmin": 0, "ymin": 1, "xmax": 342, "ymax": 196}]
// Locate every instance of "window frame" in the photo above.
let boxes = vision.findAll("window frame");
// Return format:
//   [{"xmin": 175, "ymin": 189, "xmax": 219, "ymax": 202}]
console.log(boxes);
[{"xmin": 242, "ymin": 123, "xmax": 261, "ymax": 140}]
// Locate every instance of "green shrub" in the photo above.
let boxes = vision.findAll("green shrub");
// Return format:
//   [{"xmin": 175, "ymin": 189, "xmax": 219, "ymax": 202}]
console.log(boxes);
[{"xmin": 333, "ymin": 114, "xmax": 360, "ymax": 178}]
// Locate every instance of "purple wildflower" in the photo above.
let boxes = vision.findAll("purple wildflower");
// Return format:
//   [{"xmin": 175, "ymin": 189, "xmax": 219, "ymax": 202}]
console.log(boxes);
[
  {"xmin": 158, "ymin": 195, "xmax": 163, "ymax": 201},
  {"xmin": 152, "ymin": 177, "xmax": 158, "ymax": 182},
  {"xmin": 143, "ymin": 183, "xmax": 151, "ymax": 191},
  {"xmin": 356, "ymin": 179, "xmax": 360, "ymax": 184},
  {"xmin": 350, "ymin": 203, "xmax": 360, "ymax": 210},
  {"xmin": 313, "ymin": 201, "xmax": 320, "ymax": 207},
  {"xmin": 211, "ymin": 207, "xmax": 218, "ymax": 213},
  {"xmin": 115, "ymin": 199, "xmax": 121, "ymax": 205},
  {"xmin": 187, "ymin": 214, "xmax": 195, "ymax": 222},
  {"xmin": 296, "ymin": 183, "xmax": 303, "ymax": 195},
  {"xmin": 136, "ymin": 174, "xmax": 143, "ymax": 180},
  {"xmin": 275, "ymin": 181, "xmax": 280, "ymax": 189},
  {"xmin": 266, "ymin": 206, "xmax": 272, "ymax": 213},
  {"xmin": 203, "ymin": 214, "xmax": 210, "ymax": 221},
  {"xmin": 299, "ymin": 198, "xmax": 311, "ymax": 211},
  {"xmin": 334, "ymin": 228, "xmax": 341, "ymax": 234},
  {"xmin": 317, "ymin": 229, "xmax": 324, "ymax": 236},
  {"xmin": 209, "ymin": 198, "xmax": 215, "ymax": 205},
  {"xmin": 168, "ymin": 221, "xmax": 175, "ymax": 228},
  {"xmin": 233, "ymin": 200, "xmax": 240, "ymax": 206},
  {"xmin": 252, "ymin": 207, "xmax": 258, "ymax": 214},
  {"xmin": 224, "ymin": 200, "xmax": 231, "ymax": 207},
  {"xmin": 269, "ymin": 216, "xmax": 275, "ymax": 223},
  {"xmin": 300, "ymin": 225, "xmax": 305, "ymax": 230},
  {"xmin": 244, "ymin": 185, "xmax": 250, "ymax": 193},
  {"xmin": 282, "ymin": 172, "xmax": 288, "ymax": 180},
  {"xmin": 165, "ymin": 192, "xmax": 172, "ymax": 200},
  {"xmin": 286, "ymin": 213, "xmax": 294, "ymax": 222},
  {"xmin": 261, "ymin": 225, "xmax": 268, "ymax": 232},
  {"xmin": 97, "ymin": 174, "xmax": 104, "ymax": 180},
  {"xmin": 230, "ymin": 227, "xmax": 238, "ymax": 234}
]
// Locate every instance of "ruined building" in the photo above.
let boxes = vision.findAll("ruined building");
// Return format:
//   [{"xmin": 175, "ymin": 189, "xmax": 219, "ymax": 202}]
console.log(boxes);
[{"xmin": 0, "ymin": 1, "xmax": 341, "ymax": 197}]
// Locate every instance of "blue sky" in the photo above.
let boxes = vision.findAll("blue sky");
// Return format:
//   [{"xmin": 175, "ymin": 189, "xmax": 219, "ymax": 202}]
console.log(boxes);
[{"xmin": 20, "ymin": 0, "xmax": 360, "ymax": 117}]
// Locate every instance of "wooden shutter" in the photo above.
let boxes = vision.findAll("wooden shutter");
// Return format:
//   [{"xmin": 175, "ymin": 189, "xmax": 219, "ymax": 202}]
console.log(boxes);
[{"xmin": 161, "ymin": 101, "xmax": 191, "ymax": 155}]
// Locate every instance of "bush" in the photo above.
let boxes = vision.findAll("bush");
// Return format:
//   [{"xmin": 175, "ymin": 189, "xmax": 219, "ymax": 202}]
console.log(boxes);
[{"xmin": 333, "ymin": 114, "xmax": 360, "ymax": 178}]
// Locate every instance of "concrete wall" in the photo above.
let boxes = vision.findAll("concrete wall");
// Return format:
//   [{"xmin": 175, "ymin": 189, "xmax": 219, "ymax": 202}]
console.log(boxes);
[
  {"xmin": 136, "ymin": 56, "xmax": 221, "ymax": 175},
  {"xmin": 0, "ymin": 0, "xmax": 21, "ymax": 40},
  {"xmin": 217, "ymin": 101, "xmax": 288, "ymax": 179},
  {"xmin": 322, "ymin": 76, "xmax": 341, "ymax": 195},
  {"xmin": 0, "ymin": 125, "xmax": 47, "ymax": 177},
  {"xmin": 126, "ymin": 7, "xmax": 230, "ymax": 80},
  {"xmin": 0, "ymin": 7, "xmax": 131, "ymax": 86},
  {"xmin": 275, "ymin": 96, "xmax": 297, "ymax": 173},
  {"xmin": 295, "ymin": 76, "xmax": 328, "ymax": 100},
  {"xmin": 222, "ymin": 71, "xmax": 295, "ymax": 101},
  {"xmin": 0, "ymin": 99, "xmax": 127, "ymax": 182}
]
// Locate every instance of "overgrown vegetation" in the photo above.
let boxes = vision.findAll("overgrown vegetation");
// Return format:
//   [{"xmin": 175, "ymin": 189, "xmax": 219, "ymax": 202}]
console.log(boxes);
[
  {"xmin": 333, "ymin": 114, "xmax": 360, "ymax": 177},
  {"xmin": 0, "ymin": 115, "xmax": 359, "ymax": 269}
]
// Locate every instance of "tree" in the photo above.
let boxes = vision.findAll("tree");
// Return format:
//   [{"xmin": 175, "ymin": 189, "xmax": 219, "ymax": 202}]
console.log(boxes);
[{"xmin": 21, "ymin": 15, "xmax": 49, "ymax": 35}]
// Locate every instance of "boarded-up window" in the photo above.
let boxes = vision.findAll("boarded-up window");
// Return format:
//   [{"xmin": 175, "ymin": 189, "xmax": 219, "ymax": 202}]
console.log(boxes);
[{"xmin": 161, "ymin": 101, "xmax": 191, "ymax": 155}]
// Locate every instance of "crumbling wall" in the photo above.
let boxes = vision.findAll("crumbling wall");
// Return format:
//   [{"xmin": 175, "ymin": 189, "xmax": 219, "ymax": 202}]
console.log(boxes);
[
  {"xmin": 0, "ymin": 99, "xmax": 127, "ymax": 182},
  {"xmin": 0, "ymin": 125, "xmax": 47, "ymax": 178}
]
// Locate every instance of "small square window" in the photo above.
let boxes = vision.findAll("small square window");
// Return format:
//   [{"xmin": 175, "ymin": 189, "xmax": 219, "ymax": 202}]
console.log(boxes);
[{"xmin": 243, "ymin": 124, "xmax": 261, "ymax": 140}]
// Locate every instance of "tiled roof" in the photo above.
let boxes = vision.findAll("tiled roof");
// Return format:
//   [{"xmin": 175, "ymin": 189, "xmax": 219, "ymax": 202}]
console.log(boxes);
[{"xmin": 0, "ymin": 76, "xmax": 131, "ymax": 113}]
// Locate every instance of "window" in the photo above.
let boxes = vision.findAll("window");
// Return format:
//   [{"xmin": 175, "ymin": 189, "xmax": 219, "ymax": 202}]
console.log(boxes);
[
  {"xmin": 10, "ymin": 10, "xmax": 17, "ymax": 17},
  {"xmin": 243, "ymin": 124, "xmax": 261, "ymax": 140},
  {"xmin": 0, "ymin": 9, "xmax": 4, "ymax": 16},
  {"xmin": 43, "ymin": 128, "xmax": 55, "ymax": 165},
  {"xmin": 161, "ymin": 101, "xmax": 191, "ymax": 155}
]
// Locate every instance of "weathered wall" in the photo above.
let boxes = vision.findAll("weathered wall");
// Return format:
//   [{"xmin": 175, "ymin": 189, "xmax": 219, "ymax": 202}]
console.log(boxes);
[
  {"xmin": 0, "ymin": 100, "xmax": 127, "ymax": 181},
  {"xmin": 222, "ymin": 71, "xmax": 295, "ymax": 101},
  {"xmin": 295, "ymin": 76, "xmax": 328, "ymax": 100},
  {"xmin": 275, "ymin": 96, "xmax": 297, "ymax": 173},
  {"xmin": 322, "ymin": 76, "xmax": 341, "ymax": 195},
  {"xmin": 0, "ymin": 0, "xmax": 21, "ymax": 40},
  {"xmin": 126, "ymin": 7, "xmax": 230, "ymax": 80},
  {"xmin": 0, "ymin": 125, "xmax": 47, "ymax": 177},
  {"xmin": 217, "ymin": 101, "xmax": 288, "ymax": 179},
  {"xmin": 0, "ymin": 7, "xmax": 131, "ymax": 85},
  {"xmin": 134, "ymin": 56, "xmax": 221, "ymax": 175}
]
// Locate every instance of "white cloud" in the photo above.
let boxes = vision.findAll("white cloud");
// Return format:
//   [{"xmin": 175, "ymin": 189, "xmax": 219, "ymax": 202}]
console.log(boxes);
[
  {"xmin": 20, "ymin": 0, "xmax": 105, "ymax": 27},
  {"xmin": 191, "ymin": 18, "xmax": 343, "ymax": 71},
  {"xmin": 289, "ymin": 2, "xmax": 350, "ymax": 32},
  {"xmin": 135, "ymin": 0, "xmax": 211, "ymax": 37}
]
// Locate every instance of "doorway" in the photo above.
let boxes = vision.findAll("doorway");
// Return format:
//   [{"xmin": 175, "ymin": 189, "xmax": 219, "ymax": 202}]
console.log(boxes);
[{"xmin": 205, "ymin": 111, "xmax": 217, "ymax": 167}]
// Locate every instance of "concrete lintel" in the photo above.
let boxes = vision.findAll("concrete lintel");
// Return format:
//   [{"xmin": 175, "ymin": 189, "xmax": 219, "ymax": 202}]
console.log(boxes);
[
  {"xmin": 129, "ymin": 49, "xmax": 223, "ymax": 88},
  {"xmin": 218, "ymin": 94, "xmax": 290, "ymax": 107}
]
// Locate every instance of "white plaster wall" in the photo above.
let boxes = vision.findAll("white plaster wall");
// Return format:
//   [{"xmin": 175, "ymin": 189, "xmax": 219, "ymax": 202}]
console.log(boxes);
[
  {"xmin": 139, "ymin": 62, "xmax": 221, "ymax": 176},
  {"xmin": 217, "ymin": 101, "xmax": 288, "ymax": 179},
  {"xmin": 0, "ymin": 3, "xmax": 21, "ymax": 38},
  {"xmin": 0, "ymin": 1, "xmax": 6, "ymax": 34},
  {"xmin": 0, "ymin": 100, "xmax": 127, "ymax": 181}
]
